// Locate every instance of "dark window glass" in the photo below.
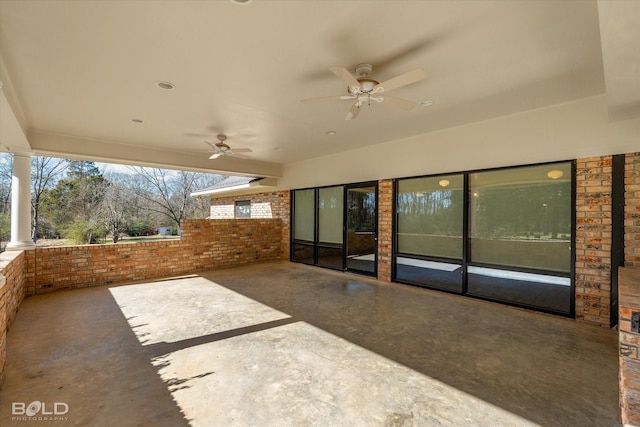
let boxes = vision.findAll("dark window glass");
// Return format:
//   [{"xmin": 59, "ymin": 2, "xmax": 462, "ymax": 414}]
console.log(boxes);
[{"xmin": 235, "ymin": 200, "xmax": 251, "ymax": 218}]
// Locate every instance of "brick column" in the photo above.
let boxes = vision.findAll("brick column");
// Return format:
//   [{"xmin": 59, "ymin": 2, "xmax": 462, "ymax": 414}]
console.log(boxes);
[
  {"xmin": 377, "ymin": 179, "xmax": 393, "ymax": 282},
  {"xmin": 575, "ymin": 156, "xmax": 612, "ymax": 327},
  {"xmin": 625, "ymin": 152, "xmax": 640, "ymax": 268},
  {"xmin": 620, "ymin": 152, "xmax": 640, "ymax": 425}
]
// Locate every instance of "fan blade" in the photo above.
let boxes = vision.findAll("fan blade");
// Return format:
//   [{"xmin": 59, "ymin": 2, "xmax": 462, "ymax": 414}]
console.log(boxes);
[
  {"xmin": 231, "ymin": 148, "xmax": 252, "ymax": 153},
  {"xmin": 228, "ymin": 152, "xmax": 250, "ymax": 159},
  {"xmin": 345, "ymin": 103, "xmax": 361, "ymax": 120},
  {"xmin": 329, "ymin": 66, "xmax": 360, "ymax": 90},
  {"xmin": 382, "ymin": 95, "xmax": 418, "ymax": 110},
  {"xmin": 209, "ymin": 152, "xmax": 223, "ymax": 160},
  {"xmin": 301, "ymin": 95, "xmax": 351, "ymax": 103},
  {"xmin": 375, "ymin": 68, "xmax": 426, "ymax": 93}
]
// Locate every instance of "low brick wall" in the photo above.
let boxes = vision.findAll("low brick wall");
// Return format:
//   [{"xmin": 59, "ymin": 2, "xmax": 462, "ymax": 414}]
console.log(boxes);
[
  {"xmin": 0, "ymin": 251, "xmax": 29, "ymax": 386},
  {"xmin": 209, "ymin": 191, "xmax": 291, "ymax": 261},
  {"xmin": 33, "ymin": 218, "xmax": 283, "ymax": 294},
  {"xmin": 0, "ymin": 218, "xmax": 281, "ymax": 387}
]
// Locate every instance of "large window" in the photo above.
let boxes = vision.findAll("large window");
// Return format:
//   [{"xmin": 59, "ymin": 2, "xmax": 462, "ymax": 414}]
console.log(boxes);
[
  {"xmin": 394, "ymin": 161, "xmax": 574, "ymax": 315},
  {"xmin": 467, "ymin": 163, "xmax": 573, "ymax": 313},
  {"xmin": 396, "ymin": 174, "xmax": 464, "ymax": 292}
]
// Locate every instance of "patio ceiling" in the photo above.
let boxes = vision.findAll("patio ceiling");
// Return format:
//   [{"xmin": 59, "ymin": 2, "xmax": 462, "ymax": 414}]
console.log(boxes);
[{"xmin": 0, "ymin": 1, "xmax": 638, "ymax": 177}]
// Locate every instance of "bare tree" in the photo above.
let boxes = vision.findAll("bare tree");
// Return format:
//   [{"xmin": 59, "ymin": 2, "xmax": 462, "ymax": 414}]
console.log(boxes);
[
  {"xmin": 128, "ymin": 168, "xmax": 220, "ymax": 235},
  {"xmin": 31, "ymin": 156, "xmax": 67, "ymax": 241},
  {"xmin": 97, "ymin": 180, "xmax": 132, "ymax": 243},
  {"xmin": 0, "ymin": 153, "xmax": 12, "ymax": 215}
]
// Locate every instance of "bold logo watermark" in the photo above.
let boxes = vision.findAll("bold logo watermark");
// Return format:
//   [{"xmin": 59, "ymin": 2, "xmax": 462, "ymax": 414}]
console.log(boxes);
[{"xmin": 12, "ymin": 401, "xmax": 69, "ymax": 421}]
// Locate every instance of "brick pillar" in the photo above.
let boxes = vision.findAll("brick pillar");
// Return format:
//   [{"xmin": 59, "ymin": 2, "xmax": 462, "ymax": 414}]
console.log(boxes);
[
  {"xmin": 575, "ymin": 156, "xmax": 612, "ymax": 327},
  {"xmin": 279, "ymin": 191, "xmax": 291, "ymax": 260},
  {"xmin": 377, "ymin": 179, "xmax": 393, "ymax": 282},
  {"xmin": 625, "ymin": 153, "xmax": 640, "ymax": 268},
  {"xmin": 620, "ymin": 152, "xmax": 640, "ymax": 426}
]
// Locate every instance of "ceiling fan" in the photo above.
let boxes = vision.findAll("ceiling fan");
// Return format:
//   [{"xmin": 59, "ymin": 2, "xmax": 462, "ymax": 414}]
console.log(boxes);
[
  {"xmin": 302, "ymin": 63, "xmax": 426, "ymax": 120},
  {"xmin": 205, "ymin": 134, "xmax": 252, "ymax": 160}
]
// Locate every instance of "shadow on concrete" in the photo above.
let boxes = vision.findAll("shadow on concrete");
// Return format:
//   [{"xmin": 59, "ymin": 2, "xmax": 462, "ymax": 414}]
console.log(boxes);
[
  {"xmin": 197, "ymin": 261, "xmax": 620, "ymax": 426},
  {"xmin": 143, "ymin": 317, "xmax": 298, "ymax": 359},
  {"xmin": 0, "ymin": 286, "xmax": 190, "ymax": 427}
]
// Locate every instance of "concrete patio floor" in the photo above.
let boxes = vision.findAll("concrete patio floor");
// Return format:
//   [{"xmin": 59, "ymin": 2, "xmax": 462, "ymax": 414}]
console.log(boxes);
[{"xmin": 0, "ymin": 261, "xmax": 619, "ymax": 426}]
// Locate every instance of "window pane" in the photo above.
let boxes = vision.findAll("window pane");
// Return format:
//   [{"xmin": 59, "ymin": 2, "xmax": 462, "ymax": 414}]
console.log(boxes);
[
  {"xmin": 469, "ymin": 163, "xmax": 572, "ymax": 273},
  {"xmin": 235, "ymin": 200, "xmax": 251, "ymax": 218},
  {"xmin": 397, "ymin": 175, "xmax": 464, "ymax": 259},
  {"xmin": 292, "ymin": 243, "xmax": 314, "ymax": 264},
  {"xmin": 467, "ymin": 267, "xmax": 572, "ymax": 314},
  {"xmin": 395, "ymin": 257, "xmax": 463, "ymax": 293},
  {"xmin": 318, "ymin": 186, "xmax": 343, "ymax": 245},
  {"xmin": 317, "ymin": 246, "xmax": 343, "ymax": 269},
  {"xmin": 293, "ymin": 189, "xmax": 315, "ymax": 242}
]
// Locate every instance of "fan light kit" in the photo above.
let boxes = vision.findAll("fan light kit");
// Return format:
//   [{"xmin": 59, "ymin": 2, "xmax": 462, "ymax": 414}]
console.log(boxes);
[
  {"xmin": 205, "ymin": 134, "xmax": 253, "ymax": 160},
  {"xmin": 302, "ymin": 63, "xmax": 427, "ymax": 120}
]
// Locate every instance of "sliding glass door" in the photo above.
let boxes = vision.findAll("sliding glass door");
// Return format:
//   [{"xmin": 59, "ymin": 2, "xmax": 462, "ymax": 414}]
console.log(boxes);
[{"xmin": 291, "ymin": 182, "xmax": 377, "ymax": 276}]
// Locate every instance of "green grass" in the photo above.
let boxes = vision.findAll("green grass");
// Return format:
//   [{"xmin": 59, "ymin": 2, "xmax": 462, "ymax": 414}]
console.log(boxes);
[{"xmin": 36, "ymin": 234, "xmax": 180, "ymax": 247}]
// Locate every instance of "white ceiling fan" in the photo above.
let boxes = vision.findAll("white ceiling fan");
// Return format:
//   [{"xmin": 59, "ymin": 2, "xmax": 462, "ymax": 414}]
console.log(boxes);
[
  {"xmin": 302, "ymin": 63, "xmax": 426, "ymax": 120},
  {"xmin": 205, "ymin": 134, "xmax": 252, "ymax": 160}
]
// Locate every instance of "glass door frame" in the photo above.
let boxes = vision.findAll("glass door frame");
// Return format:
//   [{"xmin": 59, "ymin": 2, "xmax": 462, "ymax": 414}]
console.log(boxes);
[{"xmin": 345, "ymin": 181, "xmax": 378, "ymax": 277}]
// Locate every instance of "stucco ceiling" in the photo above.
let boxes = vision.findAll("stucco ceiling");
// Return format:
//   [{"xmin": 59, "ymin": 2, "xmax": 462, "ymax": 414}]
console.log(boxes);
[{"xmin": 0, "ymin": 0, "xmax": 637, "ymax": 177}]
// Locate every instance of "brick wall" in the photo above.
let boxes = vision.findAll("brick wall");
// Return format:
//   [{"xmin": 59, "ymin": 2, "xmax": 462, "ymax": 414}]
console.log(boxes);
[
  {"xmin": 626, "ymin": 152, "xmax": 640, "ymax": 268},
  {"xmin": 31, "ymin": 218, "xmax": 283, "ymax": 294},
  {"xmin": 0, "ymin": 251, "xmax": 28, "ymax": 386},
  {"xmin": 209, "ymin": 191, "xmax": 290, "ymax": 260},
  {"xmin": 377, "ymin": 179, "xmax": 393, "ymax": 282},
  {"xmin": 619, "ymin": 152, "xmax": 640, "ymax": 425},
  {"xmin": 575, "ymin": 156, "xmax": 613, "ymax": 327}
]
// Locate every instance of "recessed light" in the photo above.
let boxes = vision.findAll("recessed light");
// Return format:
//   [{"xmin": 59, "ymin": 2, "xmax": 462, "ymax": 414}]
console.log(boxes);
[
  {"xmin": 420, "ymin": 100, "xmax": 433, "ymax": 107},
  {"xmin": 131, "ymin": 119, "xmax": 144, "ymax": 124},
  {"xmin": 231, "ymin": 0, "xmax": 252, "ymax": 4},
  {"xmin": 326, "ymin": 131, "xmax": 337, "ymax": 136},
  {"xmin": 274, "ymin": 147, "xmax": 282, "ymax": 151},
  {"xmin": 156, "ymin": 81, "xmax": 175, "ymax": 90}
]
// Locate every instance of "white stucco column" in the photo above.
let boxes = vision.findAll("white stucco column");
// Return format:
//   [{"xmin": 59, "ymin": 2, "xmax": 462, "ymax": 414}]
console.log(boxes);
[{"xmin": 6, "ymin": 151, "xmax": 35, "ymax": 250}]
